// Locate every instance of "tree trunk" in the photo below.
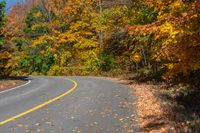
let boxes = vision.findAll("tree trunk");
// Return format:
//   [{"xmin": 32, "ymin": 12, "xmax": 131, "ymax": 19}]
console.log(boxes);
[{"xmin": 98, "ymin": 0, "xmax": 103, "ymax": 47}]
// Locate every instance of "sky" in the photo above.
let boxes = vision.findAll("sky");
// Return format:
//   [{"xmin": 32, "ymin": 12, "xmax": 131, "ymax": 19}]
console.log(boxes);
[
  {"xmin": 6, "ymin": 0, "xmax": 19, "ymax": 7},
  {"xmin": 2, "ymin": 0, "xmax": 25, "ymax": 8}
]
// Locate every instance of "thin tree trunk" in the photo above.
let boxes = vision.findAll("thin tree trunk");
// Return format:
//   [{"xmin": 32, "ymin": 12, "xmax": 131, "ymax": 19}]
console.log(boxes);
[
  {"xmin": 98, "ymin": 0, "xmax": 103, "ymax": 47},
  {"xmin": 141, "ymin": 44, "xmax": 147, "ymax": 66}
]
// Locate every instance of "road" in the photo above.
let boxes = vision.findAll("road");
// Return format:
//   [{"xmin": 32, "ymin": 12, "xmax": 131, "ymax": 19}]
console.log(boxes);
[{"xmin": 0, "ymin": 76, "xmax": 139, "ymax": 133}]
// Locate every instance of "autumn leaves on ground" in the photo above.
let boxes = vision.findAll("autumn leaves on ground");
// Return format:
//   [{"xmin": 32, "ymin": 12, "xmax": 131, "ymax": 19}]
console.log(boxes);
[{"xmin": 0, "ymin": 0, "xmax": 200, "ymax": 132}]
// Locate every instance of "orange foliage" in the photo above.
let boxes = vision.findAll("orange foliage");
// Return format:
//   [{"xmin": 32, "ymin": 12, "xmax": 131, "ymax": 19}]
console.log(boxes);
[{"xmin": 128, "ymin": 0, "xmax": 200, "ymax": 78}]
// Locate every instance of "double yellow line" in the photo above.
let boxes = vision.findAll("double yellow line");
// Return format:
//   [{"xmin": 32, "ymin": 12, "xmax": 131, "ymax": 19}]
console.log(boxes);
[{"xmin": 0, "ymin": 78, "xmax": 78, "ymax": 126}]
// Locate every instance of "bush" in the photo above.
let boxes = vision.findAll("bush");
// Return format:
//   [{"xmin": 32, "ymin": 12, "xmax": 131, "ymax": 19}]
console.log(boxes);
[
  {"xmin": 47, "ymin": 65, "xmax": 61, "ymax": 76},
  {"xmin": 98, "ymin": 53, "xmax": 115, "ymax": 72},
  {"xmin": 19, "ymin": 53, "xmax": 54, "ymax": 75},
  {"xmin": 136, "ymin": 66, "xmax": 165, "ymax": 81}
]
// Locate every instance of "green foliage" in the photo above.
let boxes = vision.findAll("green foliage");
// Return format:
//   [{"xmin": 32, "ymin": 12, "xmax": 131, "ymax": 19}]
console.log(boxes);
[
  {"xmin": 19, "ymin": 53, "xmax": 54, "ymax": 75},
  {"xmin": 0, "ymin": 0, "xmax": 6, "ymax": 46},
  {"xmin": 24, "ymin": 7, "xmax": 50, "ymax": 37},
  {"xmin": 98, "ymin": 52, "xmax": 115, "ymax": 72},
  {"xmin": 0, "ymin": 37, "xmax": 4, "ymax": 47},
  {"xmin": 12, "ymin": 38, "xmax": 28, "ymax": 50},
  {"xmin": 136, "ymin": 66, "xmax": 165, "ymax": 81},
  {"xmin": 0, "ymin": 0, "xmax": 6, "ymax": 30},
  {"xmin": 128, "ymin": 4, "xmax": 157, "ymax": 25},
  {"xmin": 178, "ymin": 86, "xmax": 194, "ymax": 97}
]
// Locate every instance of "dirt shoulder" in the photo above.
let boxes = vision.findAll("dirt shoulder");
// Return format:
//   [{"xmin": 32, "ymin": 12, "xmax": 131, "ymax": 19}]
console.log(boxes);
[
  {"xmin": 96, "ymin": 77, "xmax": 176, "ymax": 133},
  {"xmin": 128, "ymin": 82, "xmax": 175, "ymax": 132},
  {"xmin": 0, "ymin": 79, "xmax": 26, "ymax": 92},
  {"xmin": 96, "ymin": 75, "xmax": 200, "ymax": 133}
]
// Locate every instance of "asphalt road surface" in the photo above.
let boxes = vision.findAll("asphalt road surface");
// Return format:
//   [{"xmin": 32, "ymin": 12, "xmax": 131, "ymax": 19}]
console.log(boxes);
[{"xmin": 0, "ymin": 76, "xmax": 139, "ymax": 133}]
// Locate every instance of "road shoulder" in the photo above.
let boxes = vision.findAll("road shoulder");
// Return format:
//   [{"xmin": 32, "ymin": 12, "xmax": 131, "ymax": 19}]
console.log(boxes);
[
  {"xmin": 0, "ymin": 79, "xmax": 27, "ymax": 92},
  {"xmin": 95, "ymin": 76, "xmax": 175, "ymax": 133}
]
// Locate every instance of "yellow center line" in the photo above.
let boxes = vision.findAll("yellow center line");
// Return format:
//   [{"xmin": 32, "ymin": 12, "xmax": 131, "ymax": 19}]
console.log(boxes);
[{"xmin": 0, "ymin": 78, "xmax": 78, "ymax": 126}]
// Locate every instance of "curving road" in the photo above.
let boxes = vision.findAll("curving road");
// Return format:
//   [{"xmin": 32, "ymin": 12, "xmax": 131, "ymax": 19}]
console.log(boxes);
[{"xmin": 0, "ymin": 76, "xmax": 139, "ymax": 133}]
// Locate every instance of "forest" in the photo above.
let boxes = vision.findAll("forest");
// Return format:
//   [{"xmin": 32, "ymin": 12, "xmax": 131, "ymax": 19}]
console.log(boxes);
[
  {"xmin": 0, "ymin": 0, "xmax": 199, "ymax": 81},
  {"xmin": 0, "ymin": 0, "xmax": 200, "ymax": 132}
]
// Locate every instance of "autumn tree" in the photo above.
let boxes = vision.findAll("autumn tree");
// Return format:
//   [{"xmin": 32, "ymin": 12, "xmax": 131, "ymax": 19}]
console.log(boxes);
[
  {"xmin": 12, "ymin": 0, "xmax": 156, "ymax": 75},
  {"xmin": 0, "ymin": 1, "xmax": 13, "ymax": 77},
  {"xmin": 128, "ymin": 0, "xmax": 200, "ymax": 82}
]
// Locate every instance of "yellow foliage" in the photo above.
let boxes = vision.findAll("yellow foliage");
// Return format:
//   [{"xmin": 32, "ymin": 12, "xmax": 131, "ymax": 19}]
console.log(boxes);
[
  {"xmin": 165, "ymin": 63, "xmax": 174, "ymax": 70},
  {"xmin": 58, "ymin": 32, "xmax": 78, "ymax": 43},
  {"xmin": 171, "ymin": 0, "xmax": 184, "ymax": 10},
  {"xmin": 0, "ymin": 51, "xmax": 13, "ymax": 76},
  {"xmin": 33, "ymin": 11, "xmax": 42, "ymax": 18},
  {"xmin": 160, "ymin": 22, "xmax": 174, "ymax": 35},
  {"xmin": 74, "ymin": 38, "xmax": 98, "ymax": 49},
  {"xmin": 31, "ymin": 23, "xmax": 47, "ymax": 31},
  {"xmin": 32, "ymin": 35, "xmax": 56, "ymax": 46},
  {"xmin": 60, "ymin": 51, "xmax": 72, "ymax": 66},
  {"xmin": 131, "ymin": 53, "xmax": 142, "ymax": 63},
  {"xmin": 47, "ymin": 65, "xmax": 61, "ymax": 76}
]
